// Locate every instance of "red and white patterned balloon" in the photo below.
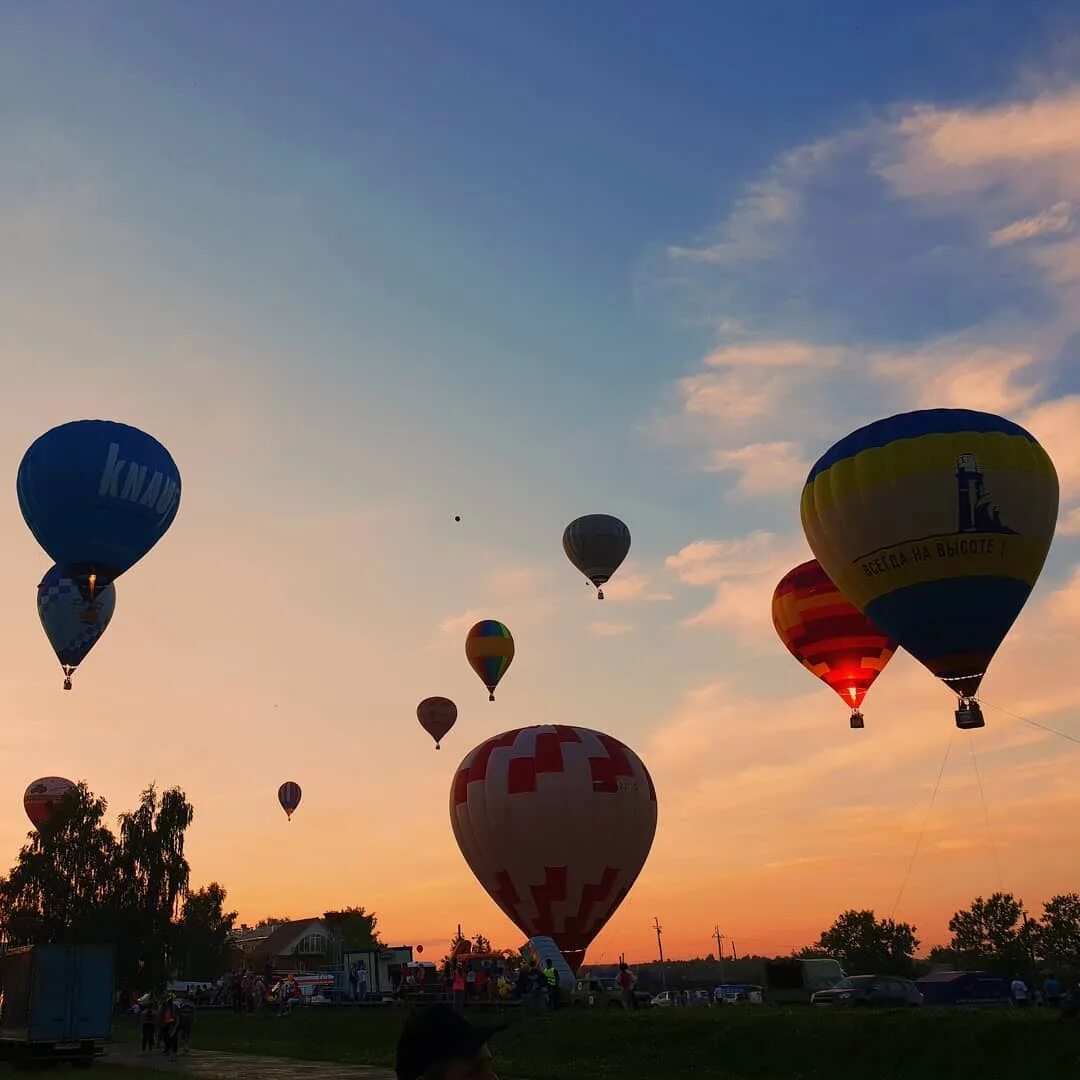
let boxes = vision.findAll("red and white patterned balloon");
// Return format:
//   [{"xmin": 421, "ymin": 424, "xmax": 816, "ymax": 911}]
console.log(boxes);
[{"xmin": 450, "ymin": 725, "xmax": 657, "ymax": 972}]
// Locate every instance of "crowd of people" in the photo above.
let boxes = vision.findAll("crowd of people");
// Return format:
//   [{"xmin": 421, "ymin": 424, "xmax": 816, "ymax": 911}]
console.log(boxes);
[
  {"xmin": 133, "ymin": 994, "xmax": 195, "ymax": 1056},
  {"xmin": 444, "ymin": 957, "xmax": 562, "ymax": 1011}
]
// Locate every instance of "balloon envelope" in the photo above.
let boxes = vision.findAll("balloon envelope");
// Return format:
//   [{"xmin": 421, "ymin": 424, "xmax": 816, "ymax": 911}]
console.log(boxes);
[
  {"xmin": 17, "ymin": 420, "xmax": 181, "ymax": 589},
  {"xmin": 37, "ymin": 565, "xmax": 116, "ymax": 684},
  {"xmin": 465, "ymin": 621, "xmax": 514, "ymax": 701},
  {"xmin": 417, "ymin": 697, "xmax": 457, "ymax": 749},
  {"xmin": 801, "ymin": 409, "xmax": 1058, "ymax": 698},
  {"xmin": 278, "ymin": 781, "xmax": 302, "ymax": 819},
  {"xmin": 451, "ymin": 725, "xmax": 657, "ymax": 973},
  {"xmin": 24, "ymin": 776, "xmax": 75, "ymax": 830},
  {"xmin": 772, "ymin": 559, "xmax": 896, "ymax": 714},
  {"xmin": 562, "ymin": 515, "xmax": 631, "ymax": 598}
]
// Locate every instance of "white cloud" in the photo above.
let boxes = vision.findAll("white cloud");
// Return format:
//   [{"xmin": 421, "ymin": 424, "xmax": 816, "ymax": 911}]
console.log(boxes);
[
  {"xmin": 666, "ymin": 531, "xmax": 810, "ymax": 637},
  {"xmin": 599, "ymin": 563, "xmax": 672, "ymax": 604},
  {"xmin": 879, "ymin": 91, "xmax": 1080, "ymax": 201},
  {"xmin": 709, "ymin": 441, "xmax": 809, "ymax": 497},
  {"xmin": 989, "ymin": 202, "xmax": 1073, "ymax": 247},
  {"xmin": 668, "ymin": 138, "xmax": 839, "ymax": 264},
  {"xmin": 874, "ymin": 343, "xmax": 1043, "ymax": 414},
  {"xmin": 1019, "ymin": 395, "xmax": 1080, "ymax": 498},
  {"xmin": 439, "ymin": 608, "xmax": 485, "ymax": 635},
  {"xmin": 704, "ymin": 340, "xmax": 847, "ymax": 368},
  {"xmin": 1059, "ymin": 507, "xmax": 1080, "ymax": 537}
]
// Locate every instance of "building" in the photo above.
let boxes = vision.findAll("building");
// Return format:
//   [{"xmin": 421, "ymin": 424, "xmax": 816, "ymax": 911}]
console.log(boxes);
[{"xmin": 232, "ymin": 919, "xmax": 335, "ymax": 973}]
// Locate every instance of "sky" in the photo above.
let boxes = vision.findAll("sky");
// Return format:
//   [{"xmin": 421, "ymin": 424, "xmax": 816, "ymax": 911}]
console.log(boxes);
[{"xmin": 0, "ymin": 0, "xmax": 1079, "ymax": 964}]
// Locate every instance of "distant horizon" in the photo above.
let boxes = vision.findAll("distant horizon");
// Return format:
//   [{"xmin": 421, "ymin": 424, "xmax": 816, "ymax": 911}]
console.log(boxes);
[{"xmin": 0, "ymin": 2, "xmax": 1078, "ymax": 966}]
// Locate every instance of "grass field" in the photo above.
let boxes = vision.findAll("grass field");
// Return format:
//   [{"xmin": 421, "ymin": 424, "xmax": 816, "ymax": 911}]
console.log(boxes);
[{"xmin": 113, "ymin": 1006, "xmax": 1080, "ymax": 1078}]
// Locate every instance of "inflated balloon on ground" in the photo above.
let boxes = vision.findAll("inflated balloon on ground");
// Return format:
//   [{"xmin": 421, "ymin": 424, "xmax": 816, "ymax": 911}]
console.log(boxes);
[{"xmin": 450, "ymin": 724, "xmax": 657, "ymax": 973}]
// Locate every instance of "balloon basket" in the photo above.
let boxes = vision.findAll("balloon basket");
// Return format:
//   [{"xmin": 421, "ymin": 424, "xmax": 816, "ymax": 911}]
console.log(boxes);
[
  {"xmin": 849, "ymin": 710, "xmax": 864, "ymax": 730},
  {"xmin": 955, "ymin": 699, "xmax": 985, "ymax": 730}
]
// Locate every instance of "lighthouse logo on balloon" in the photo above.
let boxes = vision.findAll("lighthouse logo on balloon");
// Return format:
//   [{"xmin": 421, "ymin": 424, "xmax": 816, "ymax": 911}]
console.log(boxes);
[{"xmin": 450, "ymin": 725, "xmax": 657, "ymax": 974}]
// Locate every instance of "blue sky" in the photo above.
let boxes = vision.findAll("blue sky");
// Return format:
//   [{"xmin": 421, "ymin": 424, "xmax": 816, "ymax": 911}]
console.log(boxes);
[{"xmin": 1, "ymin": 2, "xmax": 1080, "ymax": 958}]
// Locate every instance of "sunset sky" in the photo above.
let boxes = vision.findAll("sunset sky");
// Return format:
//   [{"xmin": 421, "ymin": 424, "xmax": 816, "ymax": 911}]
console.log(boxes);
[{"xmin": 1, "ymin": 2, "xmax": 1080, "ymax": 965}]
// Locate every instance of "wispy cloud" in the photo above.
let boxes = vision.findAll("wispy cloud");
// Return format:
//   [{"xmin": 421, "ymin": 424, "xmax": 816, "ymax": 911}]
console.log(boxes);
[
  {"xmin": 666, "ymin": 531, "xmax": 811, "ymax": 637},
  {"xmin": 709, "ymin": 441, "xmax": 809, "ymax": 497},
  {"xmin": 989, "ymin": 202, "xmax": 1073, "ymax": 247},
  {"xmin": 588, "ymin": 620, "xmax": 633, "ymax": 637}
]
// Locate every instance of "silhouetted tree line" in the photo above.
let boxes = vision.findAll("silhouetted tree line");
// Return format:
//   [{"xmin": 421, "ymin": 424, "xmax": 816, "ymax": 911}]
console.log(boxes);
[
  {"xmin": 800, "ymin": 894, "xmax": 1080, "ymax": 979},
  {"xmin": 0, "ymin": 782, "xmax": 236, "ymax": 995}
]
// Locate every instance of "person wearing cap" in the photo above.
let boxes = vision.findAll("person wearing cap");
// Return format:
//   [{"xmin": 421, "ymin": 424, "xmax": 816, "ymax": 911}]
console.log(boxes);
[{"xmin": 396, "ymin": 1004, "xmax": 502, "ymax": 1080}]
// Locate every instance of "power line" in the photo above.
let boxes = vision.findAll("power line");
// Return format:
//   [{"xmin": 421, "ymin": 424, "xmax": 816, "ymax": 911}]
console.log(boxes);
[{"xmin": 890, "ymin": 731, "xmax": 954, "ymax": 921}]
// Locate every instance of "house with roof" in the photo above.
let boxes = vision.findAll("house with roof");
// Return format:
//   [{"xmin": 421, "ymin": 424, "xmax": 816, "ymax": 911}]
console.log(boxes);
[{"xmin": 235, "ymin": 918, "xmax": 335, "ymax": 973}]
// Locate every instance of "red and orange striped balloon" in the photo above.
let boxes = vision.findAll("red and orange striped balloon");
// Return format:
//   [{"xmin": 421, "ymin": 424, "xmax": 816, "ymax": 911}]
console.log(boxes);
[{"xmin": 772, "ymin": 559, "xmax": 896, "ymax": 724}]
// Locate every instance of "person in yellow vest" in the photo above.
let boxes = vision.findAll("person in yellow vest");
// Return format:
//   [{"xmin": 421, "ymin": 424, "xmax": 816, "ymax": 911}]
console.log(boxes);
[{"xmin": 542, "ymin": 959, "xmax": 560, "ymax": 1009}]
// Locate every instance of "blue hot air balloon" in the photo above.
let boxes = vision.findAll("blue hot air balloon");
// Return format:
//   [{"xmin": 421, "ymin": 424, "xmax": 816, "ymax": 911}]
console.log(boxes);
[
  {"xmin": 37, "ymin": 565, "xmax": 117, "ymax": 690},
  {"xmin": 17, "ymin": 421, "xmax": 181, "ymax": 594}
]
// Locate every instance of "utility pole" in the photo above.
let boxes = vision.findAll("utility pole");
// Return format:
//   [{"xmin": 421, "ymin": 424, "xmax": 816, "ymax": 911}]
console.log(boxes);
[
  {"xmin": 730, "ymin": 940, "xmax": 737, "ymax": 962},
  {"xmin": 653, "ymin": 917, "xmax": 666, "ymax": 992},
  {"xmin": 713, "ymin": 925, "xmax": 726, "ymax": 994}
]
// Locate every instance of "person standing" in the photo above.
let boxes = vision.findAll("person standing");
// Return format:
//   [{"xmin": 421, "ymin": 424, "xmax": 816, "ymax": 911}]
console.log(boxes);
[
  {"xmin": 1011, "ymin": 974, "xmax": 1030, "ymax": 1008},
  {"xmin": 1044, "ymin": 972, "xmax": 1062, "ymax": 1008},
  {"xmin": 452, "ymin": 965, "xmax": 466, "ymax": 1013},
  {"xmin": 159, "ymin": 998, "xmax": 180, "ymax": 1056},
  {"xmin": 140, "ymin": 999, "xmax": 158, "ymax": 1053},
  {"xmin": 349, "ymin": 964, "xmax": 358, "ymax": 1001},
  {"xmin": 356, "ymin": 963, "xmax": 368, "ymax": 1003},
  {"xmin": 543, "ymin": 959, "xmax": 560, "ymax": 1009},
  {"xmin": 616, "ymin": 963, "xmax": 637, "ymax": 1011}
]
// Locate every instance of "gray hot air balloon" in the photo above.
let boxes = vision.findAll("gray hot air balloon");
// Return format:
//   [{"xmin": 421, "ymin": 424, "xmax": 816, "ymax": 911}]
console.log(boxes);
[{"xmin": 562, "ymin": 514, "xmax": 631, "ymax": 599}]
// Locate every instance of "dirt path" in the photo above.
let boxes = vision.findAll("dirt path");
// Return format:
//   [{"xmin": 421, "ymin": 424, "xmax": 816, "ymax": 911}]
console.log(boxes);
[{"xmin": 104, "ymin": 1044, "xmax": 394, "ymax": 1080}]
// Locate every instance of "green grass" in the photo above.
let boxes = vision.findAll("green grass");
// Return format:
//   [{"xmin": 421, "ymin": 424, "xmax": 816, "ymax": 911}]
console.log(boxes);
[{"xmin": 113, "ymin": 1006, "xmax": 1080, "ymax": 1079}]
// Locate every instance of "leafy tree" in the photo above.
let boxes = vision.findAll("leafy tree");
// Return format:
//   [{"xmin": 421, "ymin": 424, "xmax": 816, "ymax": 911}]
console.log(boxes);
[
  {"xmin": 805, "ymin": 910, "xmax": 920, "ymax": 975},
  {"xmin": 115, "ymin": 786, "xmax": 195, "ymax": 990},
  {"xmin": 0, "ymin": 783, "xmax": 119, "ymax": 945},
  {"xmin": 179, "ymin": 883, "xmax": 238, "ymax": 979},
  {"xmin": 948, "ymin": 893, "xmax": 1037, "ymax": 976},
  {"xmin": 0, "ymin": 781, "xmax": 196, "ymax": 994},
  {"xmin": 323, "ymin": 906, "xmax": 382, "ymax": 951},
  {"xmin": 1038, "ymin": 894, "xmax": 1080, "ymax": 973},
  {"xmin": 472, "ymin": 932, "xmax": 493, "ymax": 954}
]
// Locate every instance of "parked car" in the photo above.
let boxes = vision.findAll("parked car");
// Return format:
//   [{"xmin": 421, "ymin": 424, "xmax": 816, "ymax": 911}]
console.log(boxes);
[
  {"xmin": 811, "ymin": 975, "xmax": 922, "ymax": 1008},
  {"xmin": 571, "ymin": 978, "xmax": 651, "ymax": 1009},
  {"xmin": 715, "ymin": 983, "xmax": 764, "ymax": 1004},
  {"xmin": 915, "ymin": 971, "xmax": 1011, "ymax": 1008}
]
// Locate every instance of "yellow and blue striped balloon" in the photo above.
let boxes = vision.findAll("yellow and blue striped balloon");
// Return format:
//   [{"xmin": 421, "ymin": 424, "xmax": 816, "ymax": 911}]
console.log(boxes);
[{"xmin": 801, "ymin": 409, "xmax": 1058, "ymax": 700}]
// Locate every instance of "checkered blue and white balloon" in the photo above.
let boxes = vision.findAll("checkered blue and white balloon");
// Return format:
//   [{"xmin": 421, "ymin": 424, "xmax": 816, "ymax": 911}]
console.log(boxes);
[{"xmin": 37, "ymin": 565, "xmax": 116, "ymax": 689}]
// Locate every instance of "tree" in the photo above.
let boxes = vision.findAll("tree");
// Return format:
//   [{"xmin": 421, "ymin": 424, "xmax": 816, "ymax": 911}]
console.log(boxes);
[
  {"xmin": 472, "ymin": 933, "xmax": 493, "ymax": 954},
  {"xmin": 0, "ymin": 781, "xmax": 197, "ymax": 995},
  {"xmin": 179, "ymin": 883, "xmax": 238, "ymax": 979},
  {"xmin": 805, "ymin": 910, "xmax": 920, "ymax": 975},
  {"xmin": 323, "ymin": 907, "xmax": 381, "ymax": 951},
  {"xmin": 0, "ymin": 783, "xmax": 119, "ymax": 945},
  {"xmin": 115, "ymin": 786, "xmax": 195, "ymax": 990},
  {"xmin": 1038, "ymin": 894, "xmax": 1080, "ymax": 973},
  {"xmin": 948, "ymin": 893, "xmax": 1036, "ymax": 976}
]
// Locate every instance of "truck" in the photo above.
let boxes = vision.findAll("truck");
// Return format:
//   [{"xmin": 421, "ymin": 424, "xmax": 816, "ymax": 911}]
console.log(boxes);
[{"xmin": 0, "ymin": 944, "xmax": 115, "ymax": 1067}]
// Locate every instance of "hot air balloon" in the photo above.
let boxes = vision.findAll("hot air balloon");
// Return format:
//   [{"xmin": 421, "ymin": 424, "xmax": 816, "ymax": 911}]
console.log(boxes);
[
  {"xmin": 450, "ymin": 725, "xmax": 657, "ymax": 973},
  {"xmin": 37, "ymin": 565, "xmax": 117, "ymax": 690},
  {"xmin": 772, "ymin": 560, "xmax": 897, "ymax": 729},
  {"xmin": 563, "ymin": 515, "xmax": 631, "ymax": 600},
  {"xmin": 802, "ymin": 409, "xmax": 1058, "ymax": 729},
  {"xmin": 417, "ymin": 697, "xmax": 457, "ymax": 749},
  {"xmin": 17, "ymin": 420, "xmax": 181, "ymax": 597},
  {"xmin": 24, "ymin": 776, "xmax": 75, "ymax": 830},
  {"xmin": 465, "ymin": 621, "xmax": 514, "ymax": 701},
  {"xmin": 278, "ymin": 781, "xmax": 302, "ymax": 821}
]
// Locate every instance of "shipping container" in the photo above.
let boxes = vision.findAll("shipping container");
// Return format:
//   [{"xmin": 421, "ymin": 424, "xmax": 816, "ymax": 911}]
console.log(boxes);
[{"xmin": 0, "ymin": 944, "xmax": 115, "ymax": 1066}]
